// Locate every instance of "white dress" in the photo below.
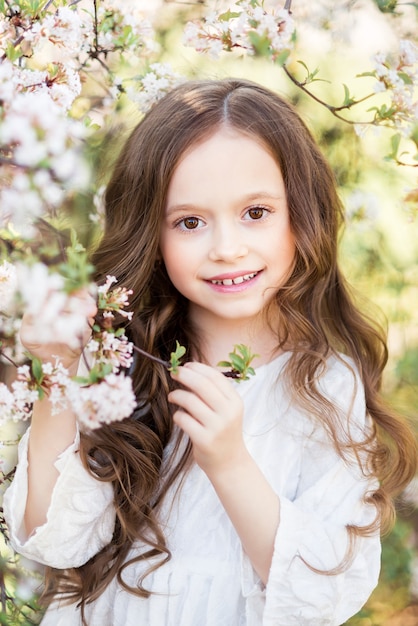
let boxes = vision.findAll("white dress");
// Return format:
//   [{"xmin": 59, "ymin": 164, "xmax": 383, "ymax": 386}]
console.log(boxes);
[{"xmin": 3, "ymin": 353, "xmax": 381, "ymax": 626}]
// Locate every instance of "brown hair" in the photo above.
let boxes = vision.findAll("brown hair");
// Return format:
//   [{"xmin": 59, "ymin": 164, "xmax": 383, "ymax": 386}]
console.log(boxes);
[{"xmin": 44, "ymin": 78, "xmax": 417, "ymax": 618}]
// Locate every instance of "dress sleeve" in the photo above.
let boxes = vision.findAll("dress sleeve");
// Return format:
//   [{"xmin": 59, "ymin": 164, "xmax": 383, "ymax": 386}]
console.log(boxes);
[
  {"xmin": 242, "ymin": 357, "xmax": 381, "ymax": 626},
  {"xmin": 3, "ymin": 427, "xmax": 116, "ymax": 569}
]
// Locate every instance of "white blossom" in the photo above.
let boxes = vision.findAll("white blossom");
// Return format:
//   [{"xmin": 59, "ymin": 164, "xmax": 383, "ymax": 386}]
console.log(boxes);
[
  {"xmin": 97, "ymin": 276, "xmax": 134, "ymax": 320},
  {"xmin": 183, "ymin": 2, "xmax": 295, "ymax": 61},
  {"xmin": 88, "ymin": 332, "xmax": 134, "ymax": 372},
  {"xmin": 44, "ymin": 361, "xmax": 72, "ymax": 415},
  {"xmin": 6, "ymin": 365, "xmax": 40, "ymax": 422},
  {"xmin": 0, "ymin": 85, "xmax": 88, "ymax": 233},
  {"xmin": 15, "ymin": 263, "xmax": 90, "ymax": 348},
  {"xmin": 67, "ymin": 373, "xmax": 137, "ymax": 430},
  {"xmin": 0, "ymin": 383, "xmax": 15, "ymax": 425},
  {"xmin": 126, "ymin": 63, "xmax": 185, "ymax": 113},
  {"xmin": 371, "ymin": 39, "xmax": 418, "ymax": 132},
  {"xmin": 0, "ymin": 260, "xmax": 17, "ymax": 315},
  {"xmin": 345, "ymin": 190, "xmax": 380, "ymax": 227}
]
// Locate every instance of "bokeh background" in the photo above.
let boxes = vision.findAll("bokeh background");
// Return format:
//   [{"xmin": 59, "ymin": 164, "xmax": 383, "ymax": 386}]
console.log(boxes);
[{"xmin": 0, "ymin": 1, "xmax": 417, "ymax": 624}]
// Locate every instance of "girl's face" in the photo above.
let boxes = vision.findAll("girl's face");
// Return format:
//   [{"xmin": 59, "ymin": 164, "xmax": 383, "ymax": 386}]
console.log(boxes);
[{"xmin": 159, "ymin": 127, "xmax": 296, "ymax": 332}]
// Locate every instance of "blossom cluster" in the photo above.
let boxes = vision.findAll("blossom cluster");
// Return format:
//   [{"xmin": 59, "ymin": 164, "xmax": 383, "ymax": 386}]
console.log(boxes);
[
  {"xmin": 0, "ymin": 273, "xmax": 137, "ymax": 431},
  {"xmin": 0, "ymin": 68, "xmax": 88, "ymax": 237},
  {"xmin": 371, "ymin": 39, "xmax": 418, "ymax": 133},
  {"xmin": 183, "ymin": 0, "xmax": 295, "ymax": 62},
  {"xmin": 0, "ymin": 2, "xmax": 178, "ymax": 238},
  {"xmin": 0, "ymin": 259, "xmax": 21, "ymax": 362},
  {"xmin": 0, "ymin": 364, "xmax": 39, "ymax": 424},
  {"xmin": 125, "ymin": 63, "xmax": 185, "ymax": 113}
]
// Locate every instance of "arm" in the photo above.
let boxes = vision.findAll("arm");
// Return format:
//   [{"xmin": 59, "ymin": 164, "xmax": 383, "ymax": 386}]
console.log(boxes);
[
  {"xmin": 25, "ymin": 382, "xmax": 78, "ymax": 534},
  {"xmin": 255, "ymin": 356, "xmax": 380, "ymax": 625},
  {"xmin": 169, "ymin": 361, "xmax": 279, "ymax": 584},
  {"xmin": 3, "ymin": 292, "xmax": 116, "ymax": 568},
  {"xmin": 203, "ymin": 446, "xmax": 280, "ymax": 584},
  {"xmin": 19, "ymin": 295, "xmax": 94, "ymax": 536},
  {"xmin": 3, "ymin": 425, "xmax": 115, "ymax": 568},
  {"xmin": 262, "ymin": 464, "xmax": 380, "ymax": 626}
]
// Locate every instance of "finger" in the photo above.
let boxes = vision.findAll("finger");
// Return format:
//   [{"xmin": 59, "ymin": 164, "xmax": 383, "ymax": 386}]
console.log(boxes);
[
  {"xmin": 172, "ymin": 362, "xmax": 234, "ymax": 406},
  {"xmin": 173, "ymin": 408, "xmax": 206, "ymax": 441},
  {"xmin": 66, "ymin": 290, "xmax": 98, "ymax": 318},
  {"xmin": 168, "ymin": 388, "xmax": 216, "ymax": 425}
]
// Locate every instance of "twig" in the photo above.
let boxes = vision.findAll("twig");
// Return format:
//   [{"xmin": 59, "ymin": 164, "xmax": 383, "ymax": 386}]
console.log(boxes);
[
  {"xmin": 282, "ymin": 65, "xmax": 376, "ymax": 125},
  {"xmin": 0, "ymin": 350, "xmax": 18, "ymax": 369},
  {"xmin": 43, "ymin": 0, "xmax": 56, "ymax": 11},
  {"xmin": 132, "ymin": 344, "xmax": 171, "ymax": 369},
  {"xmin": 93, "ymin": 0, "xmax": 99, "ymax": 56}
]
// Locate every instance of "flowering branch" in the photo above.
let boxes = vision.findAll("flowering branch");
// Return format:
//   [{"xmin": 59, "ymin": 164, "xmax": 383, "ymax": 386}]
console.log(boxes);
[{"xmin": 282, "ymin": 65, "xmax": 376, "ymax": 125}]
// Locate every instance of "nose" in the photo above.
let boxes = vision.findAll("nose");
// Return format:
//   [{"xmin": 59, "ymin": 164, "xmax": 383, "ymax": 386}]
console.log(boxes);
[{"xmin": 208, "ymin": 221, "xmax": 248, "ymax": 262}]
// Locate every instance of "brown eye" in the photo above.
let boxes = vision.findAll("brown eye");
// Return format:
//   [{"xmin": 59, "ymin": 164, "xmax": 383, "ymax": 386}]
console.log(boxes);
[
  {"xmin": 182, "ymin": 217, "xmax": 200, "ymax": 229},
  {"xmin": 247, "ymin": 207, "xmax": 265, "ymax": 220}
]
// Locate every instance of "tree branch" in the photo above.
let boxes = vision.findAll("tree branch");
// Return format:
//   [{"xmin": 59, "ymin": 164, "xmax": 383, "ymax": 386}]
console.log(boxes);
[{"xmin": 282, "ymin": 65, "xmax": 376, "ymax": 125}]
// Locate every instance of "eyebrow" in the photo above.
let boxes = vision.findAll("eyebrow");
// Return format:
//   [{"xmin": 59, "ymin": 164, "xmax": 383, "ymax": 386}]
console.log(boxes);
[{"xmin": 165, "ymin": 192, "xmax": 285, "ymax": 216}]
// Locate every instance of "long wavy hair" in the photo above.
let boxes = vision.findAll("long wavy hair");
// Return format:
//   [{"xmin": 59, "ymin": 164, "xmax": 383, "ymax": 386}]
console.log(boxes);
[{"xmin": 44, "ymin": 78, "xmax": 417, "ymax": 620}]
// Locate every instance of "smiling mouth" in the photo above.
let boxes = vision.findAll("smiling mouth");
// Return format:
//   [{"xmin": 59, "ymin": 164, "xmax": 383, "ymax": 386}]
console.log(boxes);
[{"xmin": 209, "ymin": 272, "xmax": 259, "ymax": 286}]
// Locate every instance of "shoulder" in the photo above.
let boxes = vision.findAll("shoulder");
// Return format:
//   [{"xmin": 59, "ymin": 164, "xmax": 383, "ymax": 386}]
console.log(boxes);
[
  {"xmin": 319, "ymin": 352, "xmax": 362, "ymax": 388},
  {"xmin": 317, "ymin": 353, "xmax": 364, "ymax": 402},
  {"xmin": 251, "ymin": 351, "xmax": 362, "ymax": 400},
  {"xmin": 313, "ymin": 353, "xmax": 369, "ymax": 444}
]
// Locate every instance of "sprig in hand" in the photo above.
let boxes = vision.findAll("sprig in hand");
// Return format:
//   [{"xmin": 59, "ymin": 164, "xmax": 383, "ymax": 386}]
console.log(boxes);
[
  {"xmin": 169, "ymin": 341, "xmax": 187, "ymax": 373},
  {"xmin": 218, "ymin": 344, "xmax": 258, "ymax": 381}
]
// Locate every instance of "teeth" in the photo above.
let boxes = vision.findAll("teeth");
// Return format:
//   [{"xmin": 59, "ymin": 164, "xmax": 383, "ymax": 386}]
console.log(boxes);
[{"xmin": 210, "ymin": 272, "xmax": 257, "ymax": 286}]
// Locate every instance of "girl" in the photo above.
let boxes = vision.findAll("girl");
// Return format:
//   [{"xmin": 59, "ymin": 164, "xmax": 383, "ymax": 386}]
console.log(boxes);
[{"xmin": 4, "ymin": 78, "xmax": 417, "ymax": 626}]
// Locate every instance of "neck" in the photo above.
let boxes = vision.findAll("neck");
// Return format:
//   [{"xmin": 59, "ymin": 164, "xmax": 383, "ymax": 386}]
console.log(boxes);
[{"xmin": 188, "ymin": 309, "xmax": 282, "ymax": 368}]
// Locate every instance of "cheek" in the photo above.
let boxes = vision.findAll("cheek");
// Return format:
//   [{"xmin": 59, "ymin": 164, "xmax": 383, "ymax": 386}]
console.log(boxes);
[
  {"xmin": 160, "ymin": 237, "xmax": 193, "ymax": 288},
  {"xmin": 268, "ymin": 227, "xmax": 296, "ymax": 260}
]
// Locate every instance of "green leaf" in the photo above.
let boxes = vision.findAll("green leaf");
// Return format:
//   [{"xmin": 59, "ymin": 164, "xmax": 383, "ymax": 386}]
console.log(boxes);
[
  {"xmin": 229, "ymin": 353, "xmax": 246, "ymax": 371},
  {"xmin": 297, "ymin": 60, "xmax": 310, "ymax": 74},
  {"xmin": 409, "ymin": 124, "xmax": 418, "ymax": 149},
  {"xmin": 342, "ymin": 84, "xmax": 353, "ymax": 107},
  {"xmin": 385, "ymin": 132, "xmax": 402, "ymax": 161},
  {"xmin": 274, "ymin": 49, "xmax": 291, "ymax": 67},
  {"xmin": 73, "ymin": 376, "xmax": 90, "ymax": 385},
  {"xmin": 169, "ymin": 341, "xmax": 186, "ymax": 373},
  {"xmin": 218, "ymin": 10, "xmax": 241, "ymax": 21},
  {"xmin": 217, "ymin": 360, "xmax": 232, "ymax": 368},
  {"xmin": 247, "ymin": 31, "xmax": 272, "ymax": 57},
  {"xmin": 31, "ymin": 356, "xmax": 44, "ymax": 384},
  {"xmin": 398, "ymin": 71, "xmax": 413, "ymax": 86},
  {"xmin": 357, "ymin": 71, "xmax": 377, "ymax": 78},
  {"xmin": 5, "ymin": 41, "xmax": 24, "ymax": 62},
  {"xmin": 374, "ymin": 0, "xmax": 399, "ymax": 13},
  {"xmin": 217, "ymin": 344, "xmax": 259, "ymax": 382},
  {"xmin": 58, "ymin": 230, "xmax": 95, "ymax": 293}
]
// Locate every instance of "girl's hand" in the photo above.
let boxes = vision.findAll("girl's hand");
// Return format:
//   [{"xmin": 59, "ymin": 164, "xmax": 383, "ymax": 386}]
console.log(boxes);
[
  {"xmin": 20, "ymin": 289, "xmax": 97, "ymax": 374},
  {"xmin": 168, "ymin": 361, "xmax": 246, "ymax": 476}
]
